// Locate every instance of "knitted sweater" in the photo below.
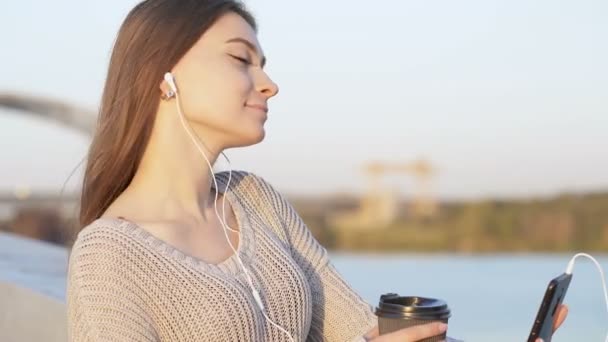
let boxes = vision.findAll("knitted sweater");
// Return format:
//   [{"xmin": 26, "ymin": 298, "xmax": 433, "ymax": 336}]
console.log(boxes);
[{"xmin": 66, "ymin": 170, "xmax": 377, "ymax": 341}]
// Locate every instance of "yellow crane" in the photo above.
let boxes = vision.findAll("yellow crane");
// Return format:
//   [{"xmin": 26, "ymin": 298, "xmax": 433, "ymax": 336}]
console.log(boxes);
[
  {"xmin": 328, "ymin": 159, "xmax": 438, "ymax": 230},
  {"xmin": 364, "ymin": 159, "xmax": 437, "ymax": 219}
]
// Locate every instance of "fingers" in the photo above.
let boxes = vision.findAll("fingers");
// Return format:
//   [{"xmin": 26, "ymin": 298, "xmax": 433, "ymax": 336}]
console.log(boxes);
[
  {"xmin": 388, "ymin": 322, "xmax": 447, "ymax": 341},
  {"xmin": 553, "ymin": 304, "xmax": 569, "ymax": 332},
  {"xmin": 534, "ymin": 305, "xmax": 568, "ymax": 342}
]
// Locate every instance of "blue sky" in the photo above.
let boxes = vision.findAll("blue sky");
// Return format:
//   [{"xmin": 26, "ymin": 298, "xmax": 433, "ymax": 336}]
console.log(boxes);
[{"xmin": 1, "ymin": 0, "xmax": 607, "ymax": 199}]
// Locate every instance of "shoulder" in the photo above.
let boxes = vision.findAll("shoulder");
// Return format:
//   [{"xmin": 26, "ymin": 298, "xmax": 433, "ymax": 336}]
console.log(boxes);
[
  {"xmin": 215, "ymin": 170, "xmax": 295, "ymax": 228},
  {"xmin": 66, "ymin": 221, "xmax": 157, "ymax": 338},
  {"xmin": 214, "ymin": 169, "xmax": 283, "ymax": 200},
  {"xmin": 68, "ymin": 218, "xmax": 138, "ymax": 276},
  {"xmin": 72, "ymin": 217, "xmax": 128, "ymax": 250}
]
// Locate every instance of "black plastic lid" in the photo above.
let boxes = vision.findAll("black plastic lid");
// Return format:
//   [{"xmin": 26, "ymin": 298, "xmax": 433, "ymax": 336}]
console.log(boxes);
[{"xmin": 375, "ymin": 293, "xmax": 451, "ymax": 320}]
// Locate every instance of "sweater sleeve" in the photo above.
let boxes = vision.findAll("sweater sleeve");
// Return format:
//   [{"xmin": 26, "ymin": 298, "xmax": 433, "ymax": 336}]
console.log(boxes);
[
  {"xmin": 66, "ymin": 226, "xmax": 159, "ymax": 342},
  {"xmin": 250, "ymin": 173, "xmax": 377, "ymax": 342}
]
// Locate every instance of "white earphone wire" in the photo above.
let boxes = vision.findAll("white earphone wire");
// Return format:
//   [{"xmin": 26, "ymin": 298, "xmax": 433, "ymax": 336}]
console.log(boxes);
[
  {"xmin": 167, "ymin": 73, "xmax": 296, "ymax": 342},
  {"xmin": 565, "ymin": 253, "xmax": 608, "ymax": 342}
]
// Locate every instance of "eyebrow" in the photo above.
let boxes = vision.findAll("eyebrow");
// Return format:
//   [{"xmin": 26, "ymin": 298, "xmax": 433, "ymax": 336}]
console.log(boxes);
[{"xmin": 225, "ymin": 37, "xmax": 266, "ymax": 67}]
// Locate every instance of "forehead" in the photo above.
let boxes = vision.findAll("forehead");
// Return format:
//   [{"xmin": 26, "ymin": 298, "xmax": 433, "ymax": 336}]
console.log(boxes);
[{"xmin": 198, "ymin": 12, "xmax": 263, "ymax": 54}]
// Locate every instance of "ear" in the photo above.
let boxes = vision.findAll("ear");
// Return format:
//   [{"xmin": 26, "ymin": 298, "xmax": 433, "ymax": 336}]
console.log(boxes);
[{"xmin": 159, "ymin": 79, "xmax": 175, "ymax": 100}]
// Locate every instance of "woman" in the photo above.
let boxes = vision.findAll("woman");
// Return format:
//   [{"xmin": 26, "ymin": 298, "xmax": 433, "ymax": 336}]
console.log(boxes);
[{"xmin": 66, "ymin": 1, "xmax": 568, "ymax": 341}]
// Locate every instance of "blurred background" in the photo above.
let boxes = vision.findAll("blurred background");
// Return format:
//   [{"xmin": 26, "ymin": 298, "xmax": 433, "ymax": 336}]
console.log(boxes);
[{"xmin": 1, "ymin": 0, "xmax": 607, "ymax": 341}]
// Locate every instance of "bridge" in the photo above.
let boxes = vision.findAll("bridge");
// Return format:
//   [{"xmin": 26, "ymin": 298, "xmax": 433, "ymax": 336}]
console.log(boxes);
[
  {"xmin": 0, "ymin": 93, "xmax": 92, "ymax": 220},
  {"xmin": 0, "ymin": 93, "xmax": 96, "ymax": 135}
]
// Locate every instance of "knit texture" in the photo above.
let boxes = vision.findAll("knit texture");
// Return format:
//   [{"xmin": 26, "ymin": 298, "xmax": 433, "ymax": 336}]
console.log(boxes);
[{"xmin": 67, "ymin": 170, "xmax": 377, "ymax": 341}]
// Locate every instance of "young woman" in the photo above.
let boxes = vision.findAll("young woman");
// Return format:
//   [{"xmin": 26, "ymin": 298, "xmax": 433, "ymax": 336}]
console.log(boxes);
[{"xmin": 66, "ymin": 1, "xmax": 567, "ymax": 341}]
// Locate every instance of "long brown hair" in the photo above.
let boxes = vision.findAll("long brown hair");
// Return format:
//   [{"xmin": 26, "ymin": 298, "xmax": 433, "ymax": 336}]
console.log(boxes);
[{"xmin": 74, "ymin": 0, "xmax": 256, "ymax": 244}]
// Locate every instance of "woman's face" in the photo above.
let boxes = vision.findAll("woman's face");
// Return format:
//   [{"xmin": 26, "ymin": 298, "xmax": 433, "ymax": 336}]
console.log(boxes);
[{"xmin": 164, "ymin": 12, "xmax": 279, "ymax": 149}]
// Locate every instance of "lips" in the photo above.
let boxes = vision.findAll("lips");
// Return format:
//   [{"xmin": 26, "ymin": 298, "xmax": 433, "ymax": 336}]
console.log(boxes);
[{"xmin": 246, "ymin": 103, "xmax": 268, "ymax": 113}]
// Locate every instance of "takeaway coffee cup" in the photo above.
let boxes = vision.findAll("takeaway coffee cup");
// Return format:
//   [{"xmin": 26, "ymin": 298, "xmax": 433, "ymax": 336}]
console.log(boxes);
[{"xmin": 375, "ymin": 293, "xmax": 451, "ymax": 342}]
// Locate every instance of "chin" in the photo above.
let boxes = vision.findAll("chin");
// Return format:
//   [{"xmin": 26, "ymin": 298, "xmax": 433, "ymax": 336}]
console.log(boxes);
[
  {"xmin": 250, "ymin": 128, "xmax": 266, "ymax": 144},
  {"xmin": 233, "ymin": 128, "xmax": 265, "ymax": 148}
]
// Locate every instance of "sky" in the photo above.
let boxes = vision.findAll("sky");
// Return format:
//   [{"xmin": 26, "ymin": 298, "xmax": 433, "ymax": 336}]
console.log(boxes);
[{"xmin": 0, "ymin": 0, "xmax": 607, "ymax": 200}]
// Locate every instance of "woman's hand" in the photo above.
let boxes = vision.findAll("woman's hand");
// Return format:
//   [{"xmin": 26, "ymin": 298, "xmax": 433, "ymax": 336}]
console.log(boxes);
[
  {"xmin": 535, "ymin": 304, "xmax": 569, "ymax": 342},
  {"xmin": 368, "ymin": 322, "xmax": 448, "ymax": 341},
  {"xmin": 365, "ymin": 304, "xmax": 568, "ymax": 342}
]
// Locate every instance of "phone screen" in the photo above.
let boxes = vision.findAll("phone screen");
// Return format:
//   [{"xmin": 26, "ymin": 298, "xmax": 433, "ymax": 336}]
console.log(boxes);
[{"xmin": 527, "ymin": 273, "xmax": 572, "ymax": 342}]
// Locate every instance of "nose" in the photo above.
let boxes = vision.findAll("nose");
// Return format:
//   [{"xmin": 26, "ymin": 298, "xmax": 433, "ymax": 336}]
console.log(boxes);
[{"xmin": 256, "ymin": 71, "xmax": 279, "ymax": 99}]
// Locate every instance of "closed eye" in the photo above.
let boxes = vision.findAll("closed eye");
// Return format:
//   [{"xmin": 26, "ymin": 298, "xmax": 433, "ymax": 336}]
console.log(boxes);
[{"xmin": 229, "ymin": 54, "xmax": 251, "ymax": 65}]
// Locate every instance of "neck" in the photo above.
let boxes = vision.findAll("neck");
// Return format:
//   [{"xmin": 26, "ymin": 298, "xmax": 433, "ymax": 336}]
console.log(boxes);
[{"xmin": 127, "ymin": 103, "xmax": 226, "ymax": 223}]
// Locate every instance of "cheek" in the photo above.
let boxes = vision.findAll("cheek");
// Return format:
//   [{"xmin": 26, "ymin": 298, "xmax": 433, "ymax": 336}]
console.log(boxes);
[{"xmin": 183, "ymin": 63, "xmax": 253, "ymax": 119}]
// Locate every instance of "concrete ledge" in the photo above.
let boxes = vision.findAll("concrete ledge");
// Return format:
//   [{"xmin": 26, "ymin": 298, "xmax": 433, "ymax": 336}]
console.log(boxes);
[{"xmin": 0, "ymin": 281, "xmax": 67, "ymax": 342}]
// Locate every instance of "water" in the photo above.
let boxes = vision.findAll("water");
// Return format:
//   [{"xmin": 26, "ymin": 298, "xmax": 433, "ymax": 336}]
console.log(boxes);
[
  {"xmin": 332, "ymin": 253, "xmax": 608, "ymax": 341},
  {"xmin": 0, "ymin": 232, "xmax": 68, "ymax": 301}
]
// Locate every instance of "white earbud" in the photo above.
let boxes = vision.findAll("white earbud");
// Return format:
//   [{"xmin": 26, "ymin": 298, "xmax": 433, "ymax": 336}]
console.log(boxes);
[{"xmin": 164, "ymin": 72, "xmax": 178, "ymax": 95}]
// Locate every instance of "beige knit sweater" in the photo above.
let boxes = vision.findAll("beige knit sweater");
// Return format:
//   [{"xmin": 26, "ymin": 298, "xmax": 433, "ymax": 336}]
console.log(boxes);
[{"xmin": 67, "ymin": 170, "xmax": 377, "ymax": 341}]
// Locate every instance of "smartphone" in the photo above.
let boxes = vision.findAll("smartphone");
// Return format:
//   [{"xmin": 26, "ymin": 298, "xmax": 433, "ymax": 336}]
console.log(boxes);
[{"xmin": 527, "ymin": 272, "xmax": 572, "ymax": 342}]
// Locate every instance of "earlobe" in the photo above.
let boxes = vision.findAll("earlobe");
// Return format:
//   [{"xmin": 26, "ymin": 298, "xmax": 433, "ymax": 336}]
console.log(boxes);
[
  {"xmin": 161, "ymin": 90, "xmax": 175, "ymax": 101},
  {"xmin": 159, "ymin": 81, "xmax": 175, "ymax": 101}
]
